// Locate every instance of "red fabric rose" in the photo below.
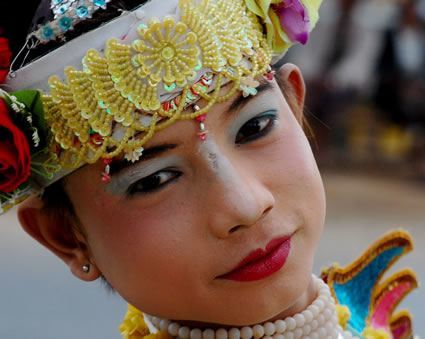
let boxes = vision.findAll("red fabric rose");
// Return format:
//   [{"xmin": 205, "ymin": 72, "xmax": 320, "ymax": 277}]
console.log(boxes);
[
  {"xmin": 0, "ymin": 37, "xmax": 12, "ymax": 84},
  {"xmin": 0, "ymin": 98, "xmax": 31, "ymax": 193}
]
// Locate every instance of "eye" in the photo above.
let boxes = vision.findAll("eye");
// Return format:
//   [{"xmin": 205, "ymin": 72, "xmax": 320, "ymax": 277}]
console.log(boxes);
[
  {"xmin": 127, "ymin": 170, "xmax": 182, "ymax": 196},
  {"xmin": 235, "ymin": 112, "xmax": 278, "ymax": 144}
]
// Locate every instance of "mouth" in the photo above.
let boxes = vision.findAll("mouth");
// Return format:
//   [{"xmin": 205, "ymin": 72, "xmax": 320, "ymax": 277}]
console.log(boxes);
[{"xmin": 217, "ymin": 235, "xmax": 292, "ymax": 282}]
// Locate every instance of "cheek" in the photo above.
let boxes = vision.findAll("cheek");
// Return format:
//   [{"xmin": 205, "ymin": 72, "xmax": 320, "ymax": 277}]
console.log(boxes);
[
  {"xmin": 258, "ymin": 114, "xmax": 326, "ymax": 243},
  {"xmin": 73, "ymin": 185, "xmax": 208, "ymax": 305}
]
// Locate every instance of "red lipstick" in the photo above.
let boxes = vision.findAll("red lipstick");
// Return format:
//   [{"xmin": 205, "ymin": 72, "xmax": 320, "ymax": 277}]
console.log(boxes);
[{"xmin": 218, "ymin": 236, "xmax": 291, "ymax": 282}]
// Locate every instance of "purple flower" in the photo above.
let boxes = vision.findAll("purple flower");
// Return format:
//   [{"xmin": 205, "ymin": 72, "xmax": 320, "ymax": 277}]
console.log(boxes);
[{"xmin": 272, "ymin": 0, "xmax": 310, "ymax": 45}]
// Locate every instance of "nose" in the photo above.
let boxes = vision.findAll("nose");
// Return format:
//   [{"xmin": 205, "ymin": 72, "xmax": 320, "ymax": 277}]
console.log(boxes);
[{"xmin": 202, "ymin": 153, "xmax": 275, "ymax": 239}]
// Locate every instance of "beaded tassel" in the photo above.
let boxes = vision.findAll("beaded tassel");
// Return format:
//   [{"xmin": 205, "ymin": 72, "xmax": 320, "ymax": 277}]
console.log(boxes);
[
  {"xmin": 264, "ymin": 66, "xmax": 276, "ymax": 81},
  {"xmin": 194, "ymin": 105, "xmax": 208, "ymax": 141},
  {"xmin": 101, "ymin": 158, "xmax": 112, "ymax": 183}
]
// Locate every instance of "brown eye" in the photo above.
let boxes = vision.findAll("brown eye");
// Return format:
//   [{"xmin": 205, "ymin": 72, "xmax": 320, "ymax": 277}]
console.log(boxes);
[
  {"xmin": 128, "ymin": 170, "xmax": 181, "ymax": 196},
  {"xmin": 235, "ymin": 113, "xmax": 277, "ymax": 144}
]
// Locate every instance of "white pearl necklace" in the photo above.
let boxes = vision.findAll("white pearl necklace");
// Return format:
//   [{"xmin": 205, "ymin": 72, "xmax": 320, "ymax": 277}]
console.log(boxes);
[{"xmin": 145, "ymin": 275, "xmax": 356, "ymax": 339}]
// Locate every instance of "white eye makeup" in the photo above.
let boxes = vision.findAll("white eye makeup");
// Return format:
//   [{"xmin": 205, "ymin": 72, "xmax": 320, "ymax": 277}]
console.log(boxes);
[
  {"xmin": 107, "ymin": 155, "xmax": 185, "ymax": 196},
  {"xmin": 228, "ymin": 90, "xmax": 281, "ymax": 144},
  {"xmin": 107, "ymin": 88, "xmax": 281, "ymax": 198}
]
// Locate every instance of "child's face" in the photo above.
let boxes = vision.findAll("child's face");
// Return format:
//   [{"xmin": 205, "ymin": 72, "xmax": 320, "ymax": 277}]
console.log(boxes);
[{"xmin": 64, "ymin": 70, "xmax": 326, "ymax": 325}]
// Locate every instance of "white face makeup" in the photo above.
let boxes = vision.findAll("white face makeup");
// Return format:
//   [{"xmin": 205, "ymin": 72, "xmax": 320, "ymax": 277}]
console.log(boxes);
[
  {"xmin": 59, "ymin": 76, "xmax": 326, "ymax": 327},
  {"xmin": 105, "ymin": 82, "xmax": 279, "ymax": 199}
]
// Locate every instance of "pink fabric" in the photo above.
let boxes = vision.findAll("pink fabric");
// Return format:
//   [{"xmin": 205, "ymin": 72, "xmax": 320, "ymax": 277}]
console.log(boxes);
[{"xmin": 370, "ymin": 281, "xmax": 412, "ymax": 330}]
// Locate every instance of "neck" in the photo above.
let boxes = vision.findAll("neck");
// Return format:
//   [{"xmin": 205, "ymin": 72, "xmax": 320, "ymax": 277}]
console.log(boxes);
[
  {"xmin": 270, "ymin": 274, "xmax": 317, "ymax": 322},
  {"xmin": 178, "ymin": 275, "xmax": 318, "ymax": 330}
]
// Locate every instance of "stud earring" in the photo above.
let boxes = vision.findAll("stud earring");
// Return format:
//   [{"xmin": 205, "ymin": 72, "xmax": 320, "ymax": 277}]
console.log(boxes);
[{"xmin": 82, "ymin": 264, "xmax": 90, "ymax": 273}]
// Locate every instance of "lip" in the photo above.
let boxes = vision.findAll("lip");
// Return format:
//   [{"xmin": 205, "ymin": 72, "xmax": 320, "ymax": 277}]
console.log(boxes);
[{"xmin": 217, "ymin": 235, "xmax": 292, "ymax": 282}]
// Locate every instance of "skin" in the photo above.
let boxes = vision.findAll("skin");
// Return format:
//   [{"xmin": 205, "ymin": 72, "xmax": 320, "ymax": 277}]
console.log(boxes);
[{"xmin": 18, "ymin": 64, "xmax": 326, "ymax": 327}]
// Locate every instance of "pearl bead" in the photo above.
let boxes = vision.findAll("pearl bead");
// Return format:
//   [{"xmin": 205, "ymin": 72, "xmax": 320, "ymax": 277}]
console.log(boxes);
[
  {"xmin": 303, "ymin": 324, "xmax": 312, "ymax": 335},
  {"xmin": 203, "ymin": 329, "xmax": 215, "ymax": 339},
  {"xmin": 302, "ymin": 310, "xmax": 313, "ymax": 323},
  {"xmin": 151, "ymin": 316, "xmax": 160, "ymax": 326},
  {"xmin": 190, "ymin": 328, "xmax": 202, "ymax": 339},
  {"xmin": 274, "ymin": 320, "xmax": 286, "ymax": 333},
  {"xmin": 310, "ymin": 320, "xmax": 319, "ymax": 330},
  {"xmin": 264, "ymin": 322, "xmax": 275, "ymax": 336},
  {"xmin": 315, "ymin": 299, "xmax": 324, "ymax": 311},
  {"xmin": 241, "ymin": 326, "xmax": 253, "ymax": 339},
  {"xmin": 317, "ymin": 327, "xmax": 326, "ymax": 338},
  {"xmin": 272, "ymin": 335, "xmax": 284, "ymax": 339},
  {"xmin": 285, "ymin": 317, "xmax": 296, "ymax": 331},
  {"xmin": 160, "ymin": 319, "xmax": 170, "ymax": 331},
  {"xmin": 178, "ymin": 326, "xmax": 190, "ymax": 339},
  {"xmin": 293, "ymin": 314, "xmax": 305, "ymax": 327},
  {"xmin": 308, "ymin": 305, "xmax": 319, "ymax": 317},
  {"xmin": 253, "ymin": 324, "xmax": 264, "ymax": 338},
  {"xmin": 283, "ymin": 332, "xmax": 294, "ymax": 339},
  {"xmin": 168, "ymin": 323, "xmax": 180, "ymax": 336},
  {"xmin": 217, "ymin": 328, "xmax": 228, "ymax": 339},
  {"xmin": 293, "ymin": 328, "xmax": 303, "ymax": 338},
  {"xmin": 310, "ymin": 333, "xmax": 319, "ymax": 339},
  {"xmin": 325, "ymin": 321, "xmax": 334, "ymax": 333},
  {"xmin": 229, "ymin": 328, "xmax": 241, "ymax": 339},
  {"xmin": 323, "ymin": 308, "xmax": 332, "ymax": 320},
  {"xmin": 317, "ymin": 314, "xmax": 325, "ymax": 326}
]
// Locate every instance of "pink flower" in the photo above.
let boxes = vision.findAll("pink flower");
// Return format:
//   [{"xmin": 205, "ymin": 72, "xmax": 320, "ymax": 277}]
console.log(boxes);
[{"xmin": 272, "ymin": 0, "xmax": 310, "ymax": 45}]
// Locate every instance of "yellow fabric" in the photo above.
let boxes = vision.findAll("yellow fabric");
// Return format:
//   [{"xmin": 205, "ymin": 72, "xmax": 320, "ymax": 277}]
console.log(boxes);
[
  {"xmin": 119, "ymin": 305, "xmax": 172, "ymax": 339},
  {"xmin": 335, "ymin": 304, "xmax": 351, "ymax": 330},
  {"xmin": 362, "ymin": 327, "xmax": 391, "ymax": 339}
]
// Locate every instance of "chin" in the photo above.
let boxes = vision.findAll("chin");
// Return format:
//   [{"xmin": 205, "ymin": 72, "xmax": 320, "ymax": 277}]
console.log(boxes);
[{"xmin": 207, "ymin": 269, "xmax": 313, "ymax": 326}]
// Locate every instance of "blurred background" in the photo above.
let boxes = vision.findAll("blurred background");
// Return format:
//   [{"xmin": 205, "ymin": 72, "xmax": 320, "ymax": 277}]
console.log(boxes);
[{"xmin": 0, "ymin": 0, "xmax": 424, "ymax": 337}]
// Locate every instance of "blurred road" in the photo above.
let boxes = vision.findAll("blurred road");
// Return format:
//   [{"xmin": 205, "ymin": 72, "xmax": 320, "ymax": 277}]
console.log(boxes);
[{"xmin": 0, "ymin": 172, "xmax": 424, "ymax": 338}]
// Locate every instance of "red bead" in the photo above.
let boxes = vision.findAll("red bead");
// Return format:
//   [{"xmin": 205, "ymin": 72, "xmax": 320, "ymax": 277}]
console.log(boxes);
[
  {"xmin": 101, "ymin": 173, "xmax": 111, "ymax": 183},
  {"xmin": 266, "ymin": 72, "xmax": 274, "ymax": 81},
  {"xmin": 199, "ymin": 134, "xmax": 207, "ymax": 141},
  {"xmin": 196, "ymin": 114, "xmax": 207, "ymax": 122},
  {"xmin": 103, "ymin": 158, "xmax": 112, "ymax": 165},
  {"xmin": 162, "ymin": 101, "xmax": 171, "ymax": 111}
]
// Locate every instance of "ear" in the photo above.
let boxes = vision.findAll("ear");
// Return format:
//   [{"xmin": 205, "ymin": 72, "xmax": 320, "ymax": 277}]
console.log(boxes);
[
  {"xmin": 276, "ymin": 63, "xmax": 306, "ymax": 123},
  {"xmin": 17, "ymin": 195, "xmax": 101, "ymax": 282}
]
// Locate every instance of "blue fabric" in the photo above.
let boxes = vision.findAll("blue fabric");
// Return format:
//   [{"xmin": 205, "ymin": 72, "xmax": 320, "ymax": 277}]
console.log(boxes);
[{"xmin": 333, "ymin": 247, "xmax": 404, "ymax": 334}]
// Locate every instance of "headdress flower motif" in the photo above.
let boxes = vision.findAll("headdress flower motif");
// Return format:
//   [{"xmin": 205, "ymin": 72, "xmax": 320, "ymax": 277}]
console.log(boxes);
[
  {"xmin": 132, "ymin": 17, "xmax": 201, "ymax": 89},
  {"xmin": 244, "ymin": 0, "xmax": 322, "ymax": 53}
]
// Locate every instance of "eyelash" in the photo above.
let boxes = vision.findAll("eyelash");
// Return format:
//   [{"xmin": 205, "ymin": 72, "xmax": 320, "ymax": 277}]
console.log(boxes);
[{"xmin": 127, "ymin": 112, "xmax": 278, "ymax": 196}]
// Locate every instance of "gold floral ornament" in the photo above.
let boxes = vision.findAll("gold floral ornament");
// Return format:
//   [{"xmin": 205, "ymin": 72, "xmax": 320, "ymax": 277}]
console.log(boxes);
[
  {"xmin": 132, "ymin": 17, "xmax": 201, "ymax": 89},
  {"xmin": 41, "ymin": 0, "xmax": 272, "ymax": 170}
]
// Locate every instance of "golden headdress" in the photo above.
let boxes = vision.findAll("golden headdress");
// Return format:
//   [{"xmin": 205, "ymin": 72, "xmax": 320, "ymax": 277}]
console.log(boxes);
[{"xmin": 0, "ymin": 0, "xmax": 322, "ymax": 213}]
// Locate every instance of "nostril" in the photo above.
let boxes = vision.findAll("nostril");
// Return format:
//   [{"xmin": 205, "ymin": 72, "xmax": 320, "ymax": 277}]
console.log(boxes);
[
  {"xmin": 229, "ymin": 225, "xmax": 242, "ymax": 234},
  {"xmin": 263, "ymin": 205, "xmax": 273, "ymax": 217}
]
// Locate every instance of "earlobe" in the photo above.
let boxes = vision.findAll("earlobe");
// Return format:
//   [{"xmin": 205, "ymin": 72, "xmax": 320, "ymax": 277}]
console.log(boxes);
[
  {"xmin": 17, "ymin": 195, "xmax": 101, "ymax": 282},
  {"xmin": 276, "ymin": 63, "xmax": 306, "ymax": 123}
]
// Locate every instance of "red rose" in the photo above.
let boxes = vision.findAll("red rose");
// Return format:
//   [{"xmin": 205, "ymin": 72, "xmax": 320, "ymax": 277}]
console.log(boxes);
[
  {"xmin": 0, "ymin": 37, "xmax": 12, "ymax": 84},
  {"xmin": 0, "ymin": 98, "xmax": 31, "ymax": 193}
]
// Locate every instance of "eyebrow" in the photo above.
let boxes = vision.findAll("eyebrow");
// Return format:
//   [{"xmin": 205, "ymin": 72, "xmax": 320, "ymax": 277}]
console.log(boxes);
[
  {"xmin": 109, "ymin": 143, "xmax": 178, "ymax": 176},
  {"xmin": 227, "ymin": 81, "xmax": 274, "ymax": 114},
  {"xmin": 108, "ymin": 81, "xmax": 274, "ymax": 177}
]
